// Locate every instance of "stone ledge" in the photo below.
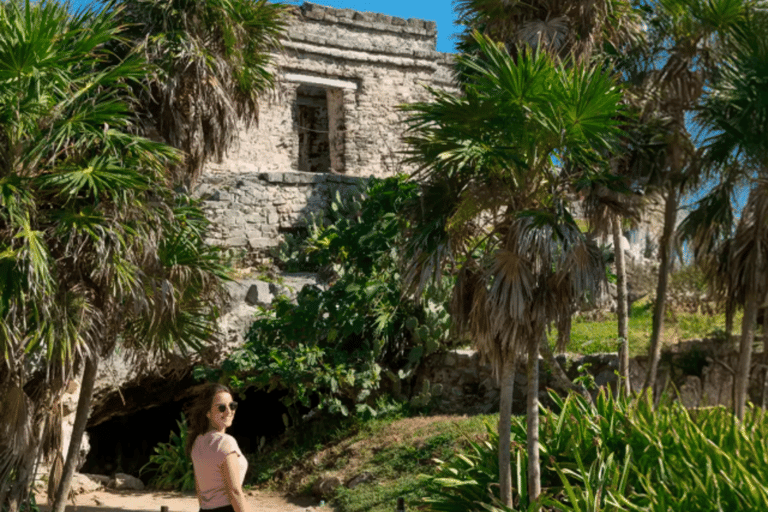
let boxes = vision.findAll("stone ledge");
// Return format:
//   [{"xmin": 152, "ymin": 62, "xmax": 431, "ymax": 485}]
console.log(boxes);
[
  {"xmin": 198, "ymin": 169, "xmax": 367, "ymax": 187},
  {"xmin": 280, "ymin": 40, "xmax": 441, "ymax": 70},
  {"xmin": 254, "ymin": 170, "xmax": 363, "ymax": 185},
  {"xmin": 299, "ymin": 2, "xmax": 436, "ymax": 36}
]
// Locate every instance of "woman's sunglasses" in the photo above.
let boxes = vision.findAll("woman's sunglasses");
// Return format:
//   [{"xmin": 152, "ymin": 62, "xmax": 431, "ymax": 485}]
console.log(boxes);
[{"xmin": 216, "ymin": 401, "xmax": 238, "ymax": 413}]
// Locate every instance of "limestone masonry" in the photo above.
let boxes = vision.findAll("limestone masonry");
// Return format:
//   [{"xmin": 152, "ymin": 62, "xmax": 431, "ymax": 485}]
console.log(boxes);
[
  {"xmin": 197, "ymin": 2, "xmax": 456, "ymax": 255},
  {"xmin": 196, "ymin": 2, "xmax": 663, "ymax": 263}
]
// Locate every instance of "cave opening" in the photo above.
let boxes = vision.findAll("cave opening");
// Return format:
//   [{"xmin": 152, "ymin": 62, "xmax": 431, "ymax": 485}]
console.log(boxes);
[{"xmin": 81, "ymin": 386, "xmax": 293, "ymax": 483}]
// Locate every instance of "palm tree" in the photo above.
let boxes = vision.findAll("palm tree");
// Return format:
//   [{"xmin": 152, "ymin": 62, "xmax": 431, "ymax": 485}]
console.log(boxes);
[
  {"xmin": 455, "ymin": 0, "xmax": 646, "ymax": 396},
  {"xmin": 454, "ymin": 0, "xmax": 642, "ymax": 62},
  {"xmin": 0, "ymin": 2, "xmax": 228, "ymax": 510},
  {"xmin": 402, "ymin": 33, "xmax": 625, "ymax": 506},
  {"xmin": 684, "ymin": 7, "xmax": 768, "ymax": 420},
  {"xmin": 112, "ymin": 0, "xmax": 288, "ymax": 185},
  {"xmin": 630, "ymin": 0, "xmax": 753, "ymax": 396}
]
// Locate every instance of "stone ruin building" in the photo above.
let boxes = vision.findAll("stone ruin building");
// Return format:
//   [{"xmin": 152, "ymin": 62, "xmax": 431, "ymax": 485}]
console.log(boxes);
[
  {"xmin": 196, "ymin": 2, "xmax": 663, "ymax": 262},
  {"xmin": 197, "ymin": 2, "xmax": 457, "ymax": 256}
]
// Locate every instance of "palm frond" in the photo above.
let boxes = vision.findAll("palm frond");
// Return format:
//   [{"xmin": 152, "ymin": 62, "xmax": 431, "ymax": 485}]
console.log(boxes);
[{"xmin": 115, "ymin": 0, "xmax": 288, "ymax": 184}]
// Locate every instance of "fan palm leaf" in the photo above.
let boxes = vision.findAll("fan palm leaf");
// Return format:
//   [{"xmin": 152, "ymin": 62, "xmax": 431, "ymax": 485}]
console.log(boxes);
[{"xmin": 402, "ymin": 29, "xmax": 625, "ymax": 504}]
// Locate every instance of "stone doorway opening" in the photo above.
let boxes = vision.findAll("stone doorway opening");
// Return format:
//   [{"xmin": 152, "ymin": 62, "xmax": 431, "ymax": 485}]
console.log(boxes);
[
  {"xmin": 293, "ymin": 81, "xmax": 346, "ymax": 174},
  {"xmin": 296, "ymin": 84, "xmax": 330, "ymax": 173}
]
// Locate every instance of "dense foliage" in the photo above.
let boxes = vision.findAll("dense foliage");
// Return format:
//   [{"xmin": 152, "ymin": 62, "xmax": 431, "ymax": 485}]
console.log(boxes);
[
  {"xmin": 197, "ymin": 177, "xmax": 452, "ymax": 422},
  {"xmin": 425, "ymin": 388, "xmax": 768, "ymax": 511},
  {"xmin": 0, "ymin": 0, "xmax": 230, "ymax": 508},
  {"xmin": 0, "ymin": 0, "xmax": 241, "ymax": 508}
]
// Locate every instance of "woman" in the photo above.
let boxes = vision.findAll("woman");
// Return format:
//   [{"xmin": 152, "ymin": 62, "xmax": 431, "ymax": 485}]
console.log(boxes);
[{"xmin": 186, "ymin": 383, "xmax": 249, "ymax": 512}]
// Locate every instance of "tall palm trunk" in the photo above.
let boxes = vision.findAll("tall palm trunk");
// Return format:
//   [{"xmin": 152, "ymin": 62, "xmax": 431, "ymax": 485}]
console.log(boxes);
[
  {"xmin": 644, "ymin": 190, "xmax": 678, "ymax": 396},
  {"xmin": 613, "ymin": 214, "xmax": 630, "ymax": 396},
  {"xmin": 762, "ymin": 311, "xmax": 768, "ymax": 363},
  {"xmin": 556, "ymin": 314, "xmax": 571, "ymax": 351},
  {"xmin": 725, "ymin": 300, "xmax": 735, "ymax": 342},
  {"xmin": 526, "ymin": 348, "xmax": 541, "ymax": 505},
  {"xmin": 498, "ymin": 360, "xmax": 515, "ymax": 507},
  {"xmin": 51, "ymin": 355, "xmax": 99, "ymax": 512},
  {"xmin": 735, "ymin": 291, "xmax": 758, "ymax": 420}
]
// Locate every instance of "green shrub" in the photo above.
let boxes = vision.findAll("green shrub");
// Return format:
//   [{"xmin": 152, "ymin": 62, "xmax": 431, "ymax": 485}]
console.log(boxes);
[
  {"xmin": 271, "ymin": 183, "xmax": 367, "ymax": 273},
  {"xmin": 139, "ymin": 414, "xmax": 195, "ymax": 492},
  {"xmin": 198, "ymin": 176, "xmax": 453, "ymax": 424}
]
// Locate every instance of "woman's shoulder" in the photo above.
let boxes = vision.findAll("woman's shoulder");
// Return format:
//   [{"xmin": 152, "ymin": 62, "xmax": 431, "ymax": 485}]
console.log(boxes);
[{"xmin": 207, "ymin": 431, "xmax": 240, "ymax": 452}]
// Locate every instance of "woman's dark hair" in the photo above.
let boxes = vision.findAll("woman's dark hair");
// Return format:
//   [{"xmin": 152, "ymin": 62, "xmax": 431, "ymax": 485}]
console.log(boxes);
[{"xmin": 185, "ymin": 382, "xmax": 231, "ymax": 457}]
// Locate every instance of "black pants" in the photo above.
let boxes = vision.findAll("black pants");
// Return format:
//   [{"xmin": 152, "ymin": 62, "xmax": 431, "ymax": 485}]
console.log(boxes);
[{"xmin": 201, "ymin": 506, "xmax": 235, "ymax": 512}]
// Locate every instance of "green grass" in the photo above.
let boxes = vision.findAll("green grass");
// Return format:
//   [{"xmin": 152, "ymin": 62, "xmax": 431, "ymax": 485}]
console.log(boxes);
[{"xmin": 550, "ymin": 298, "xmax": 739, "ymax": 357}]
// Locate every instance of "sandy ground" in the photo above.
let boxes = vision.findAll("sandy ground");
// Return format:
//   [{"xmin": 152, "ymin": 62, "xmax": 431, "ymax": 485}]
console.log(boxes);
[{"xmin": 36, "ymin": 489, "xmax": 324, "ymax": 512}]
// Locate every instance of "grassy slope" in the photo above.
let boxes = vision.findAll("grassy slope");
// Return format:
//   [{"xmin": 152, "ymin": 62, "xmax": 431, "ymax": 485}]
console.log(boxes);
[{"xmin": 549, "ymin": 298, "xmax": 738, "ymax": 356}]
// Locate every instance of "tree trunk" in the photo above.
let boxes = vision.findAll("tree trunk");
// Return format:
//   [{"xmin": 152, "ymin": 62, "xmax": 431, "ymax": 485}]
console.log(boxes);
[
  {"xmin": 498, "ymin": 360, "xmax": 515, "ymax": 508},
  {"xmin": 1, "ymin": 388, "xmax": 38, "ymax": 512},
  {"xmin": 51, "ymin": 355, "xmax": 99, "ymax": 512},
  {"xmin": 538, "ymin": 336, "xmax": 592, "ymax": 405},
  {"xmin": 735, "ymin": 292, "xmax": 757, "ymax": 421},
  {"xmin": 763, "ymin": 309, "xmax": 768, "ymax": 364},
  {"xmin": 613, "ymin": 214, "xmax": 630, "ymax": 397},
  {"xmin": 556, "ymin": 314, "xmax": 571, "ymax": 353},
  {"xmin": 644, "ymin": 190, "xmax": 678, "ymax": 396},
  {"xmin": 725, "ymin": 300, "xmax": 734, "ymax": 343},
  {"xmin": 526, "ymin": 349, "xmax": 540, "ymax": 506}
]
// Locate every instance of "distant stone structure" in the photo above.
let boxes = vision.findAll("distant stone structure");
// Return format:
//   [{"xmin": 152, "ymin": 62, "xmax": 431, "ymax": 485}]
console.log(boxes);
[{"xmin": 197, "ymin": 2, "xmax": 456, "ymax": 255}]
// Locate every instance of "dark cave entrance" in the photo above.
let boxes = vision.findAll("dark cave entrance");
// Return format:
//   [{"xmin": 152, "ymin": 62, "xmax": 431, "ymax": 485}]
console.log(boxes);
[{"xmin": 81, "ymin": 386, "xmax": 293, "ymax": 483}]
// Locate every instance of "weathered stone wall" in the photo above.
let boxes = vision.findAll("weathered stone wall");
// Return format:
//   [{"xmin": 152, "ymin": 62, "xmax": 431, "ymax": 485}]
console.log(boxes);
[
  {"xmin": 416, "ymin": 339, "xmax": 755, "ymax": 415},
  {"xmin": 198, "ymin": 2, "xmax": 456, "ymax": 257},
  {"xmin": 197, "ymin": 170, "xmax": 363, "ymax": 254}
]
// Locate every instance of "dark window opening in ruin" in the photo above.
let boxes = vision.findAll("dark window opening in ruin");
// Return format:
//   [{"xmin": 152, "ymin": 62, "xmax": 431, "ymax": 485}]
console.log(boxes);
[{"xmin": 296, "ymin": 84, "xmax": 345, "ymax": 173}]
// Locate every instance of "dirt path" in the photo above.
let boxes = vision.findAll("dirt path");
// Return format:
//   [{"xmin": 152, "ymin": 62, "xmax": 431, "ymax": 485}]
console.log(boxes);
[{"xmin": 37, "ymin": 489, "xmax": 324, "ymax": 512}]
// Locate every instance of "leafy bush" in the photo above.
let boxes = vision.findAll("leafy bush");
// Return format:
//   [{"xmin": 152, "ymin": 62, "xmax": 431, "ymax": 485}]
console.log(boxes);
[
  {"xmin": 271, "ymin": 182, "xmax": 367, "ymax": 273},
  {"xmin": 201, "ymin": 176, "xmax": 452, "ymax": 424},
  {"xmin": 424, "ymin": 389, "xmax": 768, "ymax": 511},
  {"xmin": 139, "ymin": 414, "xmax": 195, "ymax": 492}
]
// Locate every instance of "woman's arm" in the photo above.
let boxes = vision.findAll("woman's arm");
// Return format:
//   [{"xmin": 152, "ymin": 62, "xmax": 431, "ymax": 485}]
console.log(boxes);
[
  {"xmin": 222, "ymin": 453, "xmax": 249, "ymax": 512},
  {"xmin": 194, "ymin": 473, "xmax": 202, "ymax": 507}
]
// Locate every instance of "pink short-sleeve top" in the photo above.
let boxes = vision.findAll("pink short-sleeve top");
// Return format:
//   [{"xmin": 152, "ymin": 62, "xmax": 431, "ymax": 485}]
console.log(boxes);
[{"xmin": 191, "ymin": 431, "xmax": 249, "ymax": 509}]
